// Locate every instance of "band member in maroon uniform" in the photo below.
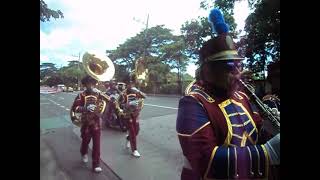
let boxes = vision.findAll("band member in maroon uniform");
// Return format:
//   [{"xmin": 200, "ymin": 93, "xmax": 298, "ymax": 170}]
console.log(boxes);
[
  {"xmin": 122, "ymin": 74, "xmax": 146, "ymax": 157},
  {"xmin": 103, "ymin": 79, "xmax": 125, "ymax": 128},
  {"xmin": 70, "ymin": 75, "xmax": 109, "ymax": 173},
  {"xmin": 176, "ymin": 9, "xmax": 280, "ymax": 180}
]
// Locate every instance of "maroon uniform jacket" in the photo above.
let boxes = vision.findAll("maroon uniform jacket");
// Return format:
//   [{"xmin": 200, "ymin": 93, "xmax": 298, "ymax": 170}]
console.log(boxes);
[
  {"xmin": 71, "ymin": 89, "xmax": 107, "ymax": 127},
  {"xmin": 177, "ymin": 81, "xmax": 271, "ymax": 179}
]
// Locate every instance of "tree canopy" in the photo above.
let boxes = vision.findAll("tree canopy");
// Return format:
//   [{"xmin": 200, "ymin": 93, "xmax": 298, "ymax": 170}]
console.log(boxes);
[
  {"xmin": 182, "ymin": 0, "xmax": 280, "ymax": 78},
  {"xmin": 40, "ymin": 0, "xmax": 64, "ymax": 22},
  {"xmin": 106, "ymin": 25, "xmax": 190, "ymax": 94}
]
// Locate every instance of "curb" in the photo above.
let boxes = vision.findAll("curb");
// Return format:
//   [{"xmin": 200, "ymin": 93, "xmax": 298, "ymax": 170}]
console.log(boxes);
[{"xmin": 146, "ymin": 94, "xmax": 182, "ymax": 98}]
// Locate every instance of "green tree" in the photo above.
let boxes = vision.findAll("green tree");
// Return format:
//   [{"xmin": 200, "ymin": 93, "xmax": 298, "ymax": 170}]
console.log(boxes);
[
  {"xmin": 58, "ymin": 61, "xmax": 86, "ymax": 88},
  {"xmin": 181, "ymin": 0, "xmax": 239, "ymax": 62},
  {"xmin": 40, "ymin": 0, "xmax": 64, "ymax": 22},
  {"xmin": 45, "ymin": 75, "xmax": 63, "ymax": 87},
  {"xmin": 106, "ymin": 25, "xmax": 176, "ymax": 70},
  {"xmin": 114, "ymin": 64, "xmax": 129, "ymax": 82},
  {"xmin": 144, "ymin": 58, "xmax": 171, "ymax": 94},
  {"xmin": 159, "ymin": 37, "xmax": 189, "ymax": 94},
  {"xmin": 106, "ymin": 25, "xmax": 187, "ymax": 93},
  {"xmin": 200, "ymin": 0, "xmax": 239, "ymax": 35},
  {"xmin": 184, "ymin": 0, "xmax": 280, "ymax": 79},
  {"xmin": 180, "ymin": 17, "xmax": 212, "ymax": 61},
  {"xmin": 40, "ymin": 62, "xmax": 58, "ymax": 80},
  {"xmin": 242, "ymin": 0, "xmax": 280, "ymax": 78}
]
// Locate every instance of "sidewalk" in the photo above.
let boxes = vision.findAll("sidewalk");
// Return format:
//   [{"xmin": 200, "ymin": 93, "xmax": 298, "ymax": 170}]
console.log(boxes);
[
  {"xmin": 73, "ymin": 114, "xmax": 183, "ymax": 180},
  {"xmin": 41, "ymin": 127, "xmax": 121, "ymax": 180},
  {"xmin": 40, "ymin": 136, "xmax": 71, "ymax": 180}
]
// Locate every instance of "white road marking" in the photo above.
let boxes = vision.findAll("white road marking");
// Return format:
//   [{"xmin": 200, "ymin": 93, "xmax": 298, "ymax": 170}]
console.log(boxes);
[
  {"xmin": 144, "ymin": 103, "xmax": 178, "ymax": 110},
  {"xmin": 47, "ymin": 99, "xmax": 69, "ymax": 110},
  {"xmin": 40, "ymin": 102, "xmax": 50, "ymax": 105},
  {"xmin": 48, "ymin": 99, "xmax": 56, "ymax": 104},
  {"xmin": 59, "ymin": 97, "xmax": 64, "ymax": 100}
]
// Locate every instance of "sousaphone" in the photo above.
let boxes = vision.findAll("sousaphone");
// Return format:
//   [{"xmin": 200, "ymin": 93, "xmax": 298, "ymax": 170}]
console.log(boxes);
[{"xmin": 70, "ymin": 51, "xmax": 115, "ymax": 127}]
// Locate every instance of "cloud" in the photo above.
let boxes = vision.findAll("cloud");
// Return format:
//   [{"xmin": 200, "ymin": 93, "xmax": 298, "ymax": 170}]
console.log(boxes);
[
  {"xmin": 234, "ymin": 1, "xmax": 250, "ymax": 32},
  {"xmin": 40, "ymin": 0, "xmax": 249, "ymax": 69},
  {"xmin": 40, "ymin": 54, "xmax": 49, "ymax": 62},
  {"xmin": 186, "ymin": 63, "xmax": 197, "ymax": 77}
]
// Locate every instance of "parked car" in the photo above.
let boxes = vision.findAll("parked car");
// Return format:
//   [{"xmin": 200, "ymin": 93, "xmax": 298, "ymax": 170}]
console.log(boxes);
[{"xmin": 63, "ymin": 87, "xmax": 74, "ymax": 92}]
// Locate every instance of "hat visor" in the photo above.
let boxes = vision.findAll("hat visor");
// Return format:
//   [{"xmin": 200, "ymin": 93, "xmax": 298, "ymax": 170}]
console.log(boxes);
[
  {"xmin": 204, "ymin": 50, "xmax": 245, "ymax": 62},
  {"xmin": 205, "ymin": 55, "xmax": 245, "ymax": 62}
]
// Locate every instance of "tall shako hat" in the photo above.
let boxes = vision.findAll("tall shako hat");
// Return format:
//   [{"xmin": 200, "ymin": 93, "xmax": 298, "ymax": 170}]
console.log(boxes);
[{"xmin": 199, "ymin": 8, "xmax": 244, "ymax": 64}]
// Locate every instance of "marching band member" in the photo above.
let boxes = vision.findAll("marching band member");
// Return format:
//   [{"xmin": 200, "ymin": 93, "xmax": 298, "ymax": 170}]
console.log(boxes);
[
  {"xmin": 176, "ymin": 9, "xmax": 280, "ymax": 180},
  {"xmin": 122, "ymin": 74, "xmax": 146, "ymax": 157},
  {"xmin": 70, "ymin": 75, "xmax": 107, "ymax": 173}
]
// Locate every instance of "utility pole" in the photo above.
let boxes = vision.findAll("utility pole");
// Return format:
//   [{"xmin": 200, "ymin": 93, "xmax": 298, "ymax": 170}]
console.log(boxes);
[
  {"xmin": 78, "ymin": 52, "xmax": 81, "ymax": 91},
  {"xmin": 134, "ymin": 14, "xmax": 149, "ymax": 90},
  {"xmin": 144, "ymin": 13, "xmax": 149, "ymax": 57},
  {"xmin": 72, "ymin": 52, "xmax": 81, "ymax": 91}
]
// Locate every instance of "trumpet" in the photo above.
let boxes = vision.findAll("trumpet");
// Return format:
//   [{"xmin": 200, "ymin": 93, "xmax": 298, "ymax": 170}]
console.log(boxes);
[{"xmin": 238, "ymin": 79, "xmax": 280, "ymax": 136}]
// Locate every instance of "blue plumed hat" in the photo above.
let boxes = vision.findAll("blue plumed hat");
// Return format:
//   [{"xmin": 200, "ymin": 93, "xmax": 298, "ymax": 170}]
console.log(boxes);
[{"xmin": 199, "ymin": 8, "xmax": 244, "ymax": 64}]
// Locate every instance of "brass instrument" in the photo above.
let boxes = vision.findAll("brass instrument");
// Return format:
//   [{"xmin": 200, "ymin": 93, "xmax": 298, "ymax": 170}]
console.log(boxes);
[
  {"xmin": 121, "ymin": 93, "xmax": 145, "ymax": 119},
  {"xmin": 134, "ymin": 57, "xmax": 148, "ymax": 87},
  {"xmin": 70, "ymin": 51, "xmax": 115, "ymax": 127},
  {"xmin": 238, "ymin": 79, "xmax": 280, "ymax": 136}
]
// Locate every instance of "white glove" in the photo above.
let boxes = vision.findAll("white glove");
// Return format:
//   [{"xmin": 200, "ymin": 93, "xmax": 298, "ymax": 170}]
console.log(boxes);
[
  {"xmin": 271, "ymin": 108, "xmax": 280, "ymax": 116},
  {"xmin": 86, "ymin": 104, "xmax": 97, "ymax": 112},
  {"xmin": 131, "ymin": 87, "xmax": 140, "ymax": 93},
  {"xmin": 264, "ymin": 133, "xmax": 280, "ymax": 165},
  {"xmin": 129, "ymin": 100, "xmax": 139, "ymax": 107}
]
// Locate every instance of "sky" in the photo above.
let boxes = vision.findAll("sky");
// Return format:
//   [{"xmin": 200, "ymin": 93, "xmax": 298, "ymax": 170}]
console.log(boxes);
[{"xmin": 40, "ymin": 0, "xmax": 250, "ymax": 77}]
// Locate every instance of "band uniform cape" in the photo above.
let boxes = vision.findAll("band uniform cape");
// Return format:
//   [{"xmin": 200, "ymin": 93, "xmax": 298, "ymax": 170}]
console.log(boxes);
[{"xmin": 176, "ymin": 81, "xmax": 272, "ymax": 179}]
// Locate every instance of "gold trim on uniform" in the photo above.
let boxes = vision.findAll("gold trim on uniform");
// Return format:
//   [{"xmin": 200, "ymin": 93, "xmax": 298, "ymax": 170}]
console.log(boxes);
[
  {"xmin": 254, "ymin": 145, "xmax": 262, "ymax": 176},
  {"xmin": 218, "ymin": 100, "xmax": 234, "ymax": 146},
  {"xmin": 186, "ymin": 95, "xmax": 206, "ymax": 110},
  {"xmin": 227, "ymin": 147, "xmax": 230, "ymax": 178},
  {"xmin": 100, "ymin": 100, "xmax": 106, "ymax": 114},
  {"xmin": 228, "ymin": 112, "xmax": 246, "ymax": 117},
  {"xmin": 234, "ymin": 147, "xmax": 239, "ymax": 178},
  {"xmin": 204, "ymin": 146, "xmax": 219, "ymax": 180},
  {"xmin": 219, "ymin": 99, "xmax": 258, "ymax": 147},
  {"xmin": 189, "ymin": 91, "xmax": 215, "ymax": 103},
  {"xmin": 75, "ymin": 106, "xmax": 80, "ymax": 112},
  {"xmin": 261, "ymin": 145, "xmax": 269, "ymax": 178},
  {"xmin": 234, "ymin": 92, "xmax": 243, "ymax": 100},
  {"xmin": 247, "ymin": 146, "xmax": 254, "ymax": 177},
  {"xmin": 232, "ymin": 134, "xmax": 244, "ymax": 139},
  {"xmin": 84, "ymin": 95, "xmax": 98, "ymax": 106},
  {"xmin": 231, "ymin": 100, "xmax": 258, "ymax": 144},
  {"xmin": 248, "ymin": 127, "xmax": 256, "ymax": 136},
  {"xmin": 185, "ymin": 80, "xmax": 196, "ymax": 95},
  {"xmin": 240, "ymin": 131, "xmax": 249, "ymax": 147},
  {"xmin": 177, "ymin": 122, "xmax": 211, "ymax": 137},
  {"xmin": 231, "ymin": 119, "xmax": 251, "ymax": 127},
  {"xmin": 238, "ymin": 91, "xmax": 250, "ymax": 100}
]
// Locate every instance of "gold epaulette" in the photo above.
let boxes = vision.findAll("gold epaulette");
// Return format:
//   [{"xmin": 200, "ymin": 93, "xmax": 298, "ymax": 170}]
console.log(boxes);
[{"xmin": 186, "ymin": 84, "xmax": 215, "ymax": 103}]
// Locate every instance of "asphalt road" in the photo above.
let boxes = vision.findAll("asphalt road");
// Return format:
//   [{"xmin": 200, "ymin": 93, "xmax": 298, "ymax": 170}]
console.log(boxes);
[{"xmin": 40, "ymin": 92, "xmax": 183, "ymax": 180}]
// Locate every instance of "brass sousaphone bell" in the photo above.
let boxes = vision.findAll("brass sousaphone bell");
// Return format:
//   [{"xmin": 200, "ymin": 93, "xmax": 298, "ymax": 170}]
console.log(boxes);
[
  {"xmin": 82, "ymin": 51, "xmax": 115, "ymax": 82},
  {"xmin": 70, "ymin": 51, "xmax": 115, "ymax": 127}
]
